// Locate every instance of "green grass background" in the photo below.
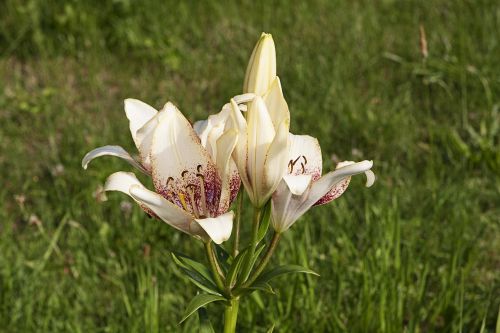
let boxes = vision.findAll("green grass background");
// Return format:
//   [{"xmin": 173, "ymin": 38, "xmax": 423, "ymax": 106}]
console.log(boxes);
[{"xmin": 1, "ymin": 0, "xmax": 499, "ymax": 332}]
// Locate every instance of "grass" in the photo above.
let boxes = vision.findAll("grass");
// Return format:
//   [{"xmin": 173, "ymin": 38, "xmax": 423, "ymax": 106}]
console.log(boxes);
[{"xmin": 0, "ymin": 0, "xmax": 499, "ymax": 332}]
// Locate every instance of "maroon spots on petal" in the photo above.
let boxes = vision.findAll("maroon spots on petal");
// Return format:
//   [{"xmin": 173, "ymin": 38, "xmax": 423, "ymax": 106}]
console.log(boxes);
[{"xmin": 314, "ymin": 178, "xmax": 351, "ymax": 206}]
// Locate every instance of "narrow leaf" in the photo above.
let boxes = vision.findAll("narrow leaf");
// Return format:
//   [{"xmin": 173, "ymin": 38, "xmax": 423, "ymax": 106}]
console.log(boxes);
[
  {"xmin": 179, "ymin": 294, "xmax": 226, "ymax": 324},
  {"xmin": 254, "ymin": 265, "xmax": 319, "ymax": 285},
  {"xmin": 226, "ymin": 247, "xmax": 249, "ymax": 288},
  {"xmin": 172, "ymin": 252, "xmax": 215, "ymax": 284}
]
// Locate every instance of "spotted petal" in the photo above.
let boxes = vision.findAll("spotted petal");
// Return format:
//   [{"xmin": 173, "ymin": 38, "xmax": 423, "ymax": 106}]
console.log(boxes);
[
  {"xmin": 287, "ymin": 134, "xmax": 322, "ymax": 180},
  {"xmin": 150, "ymin": 103, "xmax": 221, "ymax": 217}
]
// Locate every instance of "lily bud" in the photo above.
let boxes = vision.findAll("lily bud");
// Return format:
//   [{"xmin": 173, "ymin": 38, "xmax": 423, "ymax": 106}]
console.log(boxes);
[{"xmin": 243, "ymin": 33, "xmax": 276, "ymax": 95}]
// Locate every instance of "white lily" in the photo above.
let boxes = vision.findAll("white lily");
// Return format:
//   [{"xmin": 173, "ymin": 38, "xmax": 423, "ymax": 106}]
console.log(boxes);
[
  {"xmin": 271, "ymin": 134, "xmax": 375, "ymax": 232},
  {"xmin": 82, "ymin": 100, "xmax": 240, "ymax": 244},
  {"xmin": 222, "ymin": 33, "xmax": 290, "ymax": 207}
]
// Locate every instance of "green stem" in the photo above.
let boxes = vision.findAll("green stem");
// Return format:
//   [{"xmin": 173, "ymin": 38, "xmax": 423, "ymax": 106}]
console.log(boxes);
[
  {"xmin": 240, "ymin": 206, "xmax": 261, "ymax": 281},
  {"xmin": 232, "ymin": 192, "xmax": 244, "ymax": 257},
  {"xmin": 240, "ymin": 231, "xmax": 281, "ymax": 289},
  {"xmin": 223, "ymin": 298, "xmax": 239, "ymax": 333},
  {"xmin": 205, "ymin": 242, "xmax": 225, "ymax": 292}
]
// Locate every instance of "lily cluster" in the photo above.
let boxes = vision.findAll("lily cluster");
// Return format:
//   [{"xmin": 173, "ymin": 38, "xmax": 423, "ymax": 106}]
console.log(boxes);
[{"xmin": 82, "ymin": 33, "xmax": 374, "ymax": 332}]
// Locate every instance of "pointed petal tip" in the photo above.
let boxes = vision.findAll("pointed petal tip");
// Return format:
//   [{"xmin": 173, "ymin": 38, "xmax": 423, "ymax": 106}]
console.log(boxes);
[
  {"xmin": 195, "ymin": 211, "xmax": 234, "ymax": 244},
  {"xmin": 365, "ymin": 170, "xmax": 376, "ymax": 187}
]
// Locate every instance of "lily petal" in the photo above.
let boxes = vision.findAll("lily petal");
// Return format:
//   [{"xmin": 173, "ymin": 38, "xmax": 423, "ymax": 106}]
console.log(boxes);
[
  {"xmin": 215, "ymin": 129, "xmax": 239, "ymax": 214},
  {"xmin": 195, "ymin": 211, "xmax": 234, "ymax": 244},
  {"xmin": 124, "ymin": 99, "xmax": 158, "ymax": 147},
  {"xmin": 134, "ymin": 102, "xmax": 175, "ymax": 170},
  {"xmin": 129, "ymin": 184, "xmax": 207, "ymax": 239},
  {"xmin": 82, "ymin": 145, "xmax": 149, "ymax": 175},
  {"xmin": 262, "ymin": 77, "xmax": 290, "ymax": 129},
  {"xmin": 151, "ymin": 102, "xmax": 221, "ymax": 217},
  {"xmin": 246, "ymin": 96, "xmax": 276, "ymax": 205},
  {"xmin": 283, "ymin": 174, "xmax": 312, "ymax": 195},
  {"xmin": 243, "ymin": 33, "xmax": 276, "ymax": 95},
  {"xmin": 261, "ymin": 117, "xmax": 290, "ymax": 205},
  {"xmin": 227, "ymin": 98, "xmax": 250, "ymax": 194},
  {"xmin": 310, "ymin": 160, "xmax": 374, "ymax": 206},
  {"xmin": 287, "ymin": 134, "xmax": 322, "ymax": 180}
]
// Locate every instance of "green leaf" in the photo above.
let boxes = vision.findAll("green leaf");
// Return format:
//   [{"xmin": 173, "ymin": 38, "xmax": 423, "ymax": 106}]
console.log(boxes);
[
  {"xmin": 257, "ymin": 200, "xmax": 271, "ymax": 242},
  {"xmin": 171, "ymin": 252, "xmax": 215, "ymax": 284},
  {"xmin": 238, "ymin": 243, "xmax": 266, "ymax": 283},
  {"xmin": 171, "ymin": 253, "xmax": 220, "ymax": 295},
  {"xmin": 198, "ymin": 307, "xmax": 215, "ymax": 333},
  {"xmin": 179, "ymin": 294, "xmax": 227, "ymax": 324},
  {"xmin": 267, "ymin": 324, "xmax": 275, "ymax": 333},
  {"xmin": 178, "ymin": 266, "xmax": 221, "ymax": 296},
  {"xmin": 226, "ymin": 247, "xmax": 249, "ymax": 288},
  {"xmin": 254, "ymin": 265, "xmax": 319, "ymax": 285},
  {"xmin": 213, "ymin": 244, "xmax": 230, "ymax": 272},
  {"xmin": 241, "ymin": 281, "xmax": 275, "ymax": 295}
]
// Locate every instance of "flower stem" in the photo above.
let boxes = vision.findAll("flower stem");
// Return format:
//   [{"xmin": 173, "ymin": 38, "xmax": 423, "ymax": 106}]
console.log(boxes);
[
  {"xmin": 223, "ymin": 298, "xmax": 240, "ymax": 333},
  {"xmin": 240, "ymin": 206, "xmax": 261, "ymax": 281},
  {"xmin": 241, "ymin": 231, "xmax": 281, "ymax": 289},
  {"xmin": 232, "ymin": 192, "xmax": 244, "ymax": 257},
  {"xmin": 205, "ymin": 241, "xmax": 225, "ymax": 292}
]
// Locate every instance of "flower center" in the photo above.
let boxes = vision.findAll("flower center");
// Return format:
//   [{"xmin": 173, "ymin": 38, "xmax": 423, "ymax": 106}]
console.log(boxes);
[{"xmin": 166, "ymin": 165, "xmax": 209, "ymax": 218}]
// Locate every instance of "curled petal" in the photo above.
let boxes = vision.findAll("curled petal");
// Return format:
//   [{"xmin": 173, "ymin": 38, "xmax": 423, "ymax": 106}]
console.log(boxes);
[
  {"xmin": 124, "ymin": 99, "xmax": 157, "ymax": 148},
  {"xmin": 365, "ymin": 170, "xmax": 376, "ymax": 187},
  {"xmin": 82, "ymin": 145, "xmax": 149, "ymax": 175},
  {"xmin": 312, "ymin": 160, "xmax": 374, "ymax": 206},
  {"xmin": 195, "ymin": 211, "xmax": 234, "ymax": 244}
]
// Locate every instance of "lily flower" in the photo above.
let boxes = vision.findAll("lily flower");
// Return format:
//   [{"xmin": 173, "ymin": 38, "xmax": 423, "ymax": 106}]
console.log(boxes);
[
  {"xmin": 223, "ymin": 33, "xmax": 290, "ymax": 207},
  {"xmin": 82, "ymin": 100, "xmax": 240, "ymax": 244},
  {"xmin": 271, "ymin": 134, "xmax": 375, "ymax": 233}
]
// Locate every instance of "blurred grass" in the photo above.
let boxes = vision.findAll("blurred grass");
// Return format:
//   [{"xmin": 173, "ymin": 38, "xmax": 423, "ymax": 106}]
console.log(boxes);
[{"xmin": 0, "ymin": 0, "xmax": 499, "ymax": 332}]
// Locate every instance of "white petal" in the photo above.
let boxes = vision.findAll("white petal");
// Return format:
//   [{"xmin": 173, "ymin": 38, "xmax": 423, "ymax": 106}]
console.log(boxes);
[
  {"xmin": 195, "ymin": 211, "xmax": 234, "ymax": 244},
  {"xmin": 82, "ymin": 145, "xmax": 149, "ymax": 175},
  {"xmin": 308, "ymin": 160, "xmax": 374, "ymax": 206},
  {"xmin": 243, "ymin": 33, "xmax": 276, "ymax": 95},
  {"xmin": 282, "ymin": 174, "xmax": 312, "ymax": 195},
  {"xmin": 134, "ymin": 102, "xmax": 174, "ymax": 169},
  {"xmin": 124, "ymin": 99, "xmax": 158, "ymax": 147},
  {"xmin": 215, "ymin": 129, "xmax": 239, "ymax": 214},
  {"xmin": 271, "ymin": 179, "xmax": 298, "ymax": 232},
  {"xmin": 227, "ymin": 99, "xmax": 251, "ymax": 198},
  {"xmin": 287, "ymin": 133, "xmax": 322, "ymax": 180},
  {"xmin": 261, "ymin": 118, "xmax": 290, "ymax": 205},
  {"xmin": 150, "ymin": 102, "xmax": 221, "ymax": 217},
  {"xmin": 262, "ymin": 77, "xmax": 290, "ymax": 129},
  {"xmin": 129, "ymin": 185, "xmax": 207, "ymax": 239},
  {"xmin": 365, "ymin": 170, "xmax": 376, "ymax": 187},
  {"xmin": 246, "ymin": 96, "xmax": 276, "ymax": 205},
  {"xmin": 233, "ymin": 93, "xmax": 256, "ymax": 105},
  {"xmin": 103, "ymin": 171, "xmax": 143, "ymax": 193}
]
